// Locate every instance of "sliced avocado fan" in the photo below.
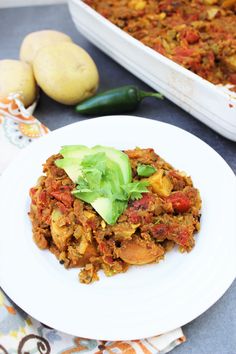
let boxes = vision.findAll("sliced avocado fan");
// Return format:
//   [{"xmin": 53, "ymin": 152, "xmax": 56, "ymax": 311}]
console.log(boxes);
[{"xmin": 55, "ymin": 145, "xmax": 148, "ymax": 225}]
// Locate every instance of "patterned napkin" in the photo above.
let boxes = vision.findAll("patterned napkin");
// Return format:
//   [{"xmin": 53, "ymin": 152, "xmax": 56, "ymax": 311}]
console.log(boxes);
[{"xmin": 0, "ymin": 96, "xmax": 186, "ymax": 353}]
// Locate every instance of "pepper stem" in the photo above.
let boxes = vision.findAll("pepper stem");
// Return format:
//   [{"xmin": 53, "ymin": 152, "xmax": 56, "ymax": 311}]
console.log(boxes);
[{"xmin": 139, "ymin": 90, "xmax": 164, "ymax": 100}]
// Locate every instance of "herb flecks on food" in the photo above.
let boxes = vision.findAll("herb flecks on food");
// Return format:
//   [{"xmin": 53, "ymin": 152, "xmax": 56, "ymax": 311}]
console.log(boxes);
[{"xmin": 124, "ymin": 181, "xmax": 150, "ymax": 200}]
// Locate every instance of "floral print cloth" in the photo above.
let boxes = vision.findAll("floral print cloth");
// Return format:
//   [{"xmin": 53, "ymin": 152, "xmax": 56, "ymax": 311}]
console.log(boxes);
[
  {"xmin": 0, "ymin": 96, "xmax": 186, "ymax": 354},
  {"xmin": 0, "ymin": 94, "xmax": 48, "ymax": 171}
]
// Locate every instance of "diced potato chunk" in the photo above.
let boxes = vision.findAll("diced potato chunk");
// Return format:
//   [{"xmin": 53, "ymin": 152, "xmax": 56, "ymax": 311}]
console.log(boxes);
[
  {"xmin": 221, "ymin": 0, "xmax": 236, "ymax": 8},
  {"xmin": 158, "ymin": 12, "xmax": 166, "ymax": 20},
  {"xmin": 101, "ymin": 220, "xmax": 106, "ymax": 229},
  {"xmin": 83, "ymin": 210, "xmax": 96, "ymax": 219},
  {"xmin": 68, "ymin": 243, "xmax": 99, "ymax": 267},
  {"xmin": 78, "ymin": 235, "xmax": 89, "ymax": 255},
  {"xmin": 74, "ymin": 224, "xmax": 92, "ymax": 254},
  {"xmin": 79, "ymin": 263, "xmax": 99, "ymax": 284},
  {"xmin": 223, "ymin": 55, "xmax": 236, "ymax": 72},
  {"xmin": 74, "ymin": 225, "xmax": 84, "ymax": 240},
  {"xmin": 148, "ymin": 170, "xmax": 173, "ymax": 197},
  {"xmin": 117, "ymin": 237, "xmax": 164, "ymax": 265},
  {"xmin": 203, "ymin": 0, "xmax": 218, "ymax": 5},
  {"xmin": 207, "ymin": 7, "xmax": 219, "ymax": 20},
  {"xmin": 111, "ymin": 222, "xmax": 139, "ymax": 240},
  {"xmin": 129, "ymin": 0, "xmax": 146, "ymax": 10},
  {"xmin": 50, "ymin": 209, "xmax": 73, "ymax": 251}
]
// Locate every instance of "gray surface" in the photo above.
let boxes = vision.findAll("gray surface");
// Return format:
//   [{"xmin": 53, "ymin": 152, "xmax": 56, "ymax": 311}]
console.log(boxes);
[{"xmin": 0, "ymin": 4, "xmax": 235, "ymax": 353}]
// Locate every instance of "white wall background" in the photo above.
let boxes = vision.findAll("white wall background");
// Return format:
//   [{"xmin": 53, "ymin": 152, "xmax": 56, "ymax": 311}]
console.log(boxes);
[{"xmin": 0, "ymin": 0, "xmax": 66, "ymax": 8}]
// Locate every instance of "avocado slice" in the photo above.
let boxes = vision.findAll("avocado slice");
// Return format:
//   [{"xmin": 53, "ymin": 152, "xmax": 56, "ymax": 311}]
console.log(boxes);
[
  {"xmin": 55, "ymin": 145, "xmax": 133, "ymax": 224},
  {"xmin": 92, "ymin": 145, "xmax": 131, "ymax": 184},
  {"xmin": 60, "ymin": 145, "xmax": 90, "ymax": 158},
  {"xmin": 55, "ymin": 157, "xmax": 82, "ymax": 183},
  {"xmin": 71, "ymin": 155, "xmax": 127, "ymax": 224},
  {"xmin": 58, "ymin": 145, "xmax": 131, "ymax": 185},
  {"xmin": 91, "ymin": 197, "xmax": 127, "ymax": 225}
]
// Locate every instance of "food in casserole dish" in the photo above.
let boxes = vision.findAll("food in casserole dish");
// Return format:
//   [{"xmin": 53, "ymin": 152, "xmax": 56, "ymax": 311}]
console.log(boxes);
[
  {"xmin": 84, "ymin": 0, "xmax": 236, "ymax": 91},
  {"xmin": 29, "ymin": 146, "xmax": 201, "ymax": 284}
]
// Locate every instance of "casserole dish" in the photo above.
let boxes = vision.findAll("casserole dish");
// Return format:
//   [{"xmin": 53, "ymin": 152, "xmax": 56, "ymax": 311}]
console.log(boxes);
[{"xmin": 68, "ymin": 0, "xmax": 236, "ymax": 141}]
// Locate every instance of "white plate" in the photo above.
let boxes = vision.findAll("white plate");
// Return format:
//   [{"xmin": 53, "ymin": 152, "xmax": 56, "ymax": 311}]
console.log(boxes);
[
  {"xmin": 68, "ymin": 0, "xmax": 236, "ymax": 141},
  {"xmin": 0, "ymin": 116, "xmax": 235, "ymax": 340}
]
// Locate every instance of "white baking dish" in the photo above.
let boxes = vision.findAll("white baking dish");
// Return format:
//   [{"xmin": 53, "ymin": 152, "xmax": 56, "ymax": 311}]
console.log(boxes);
[{"xmin": 68, "ymin": 0, "xmax": 236, "ymax": 141}]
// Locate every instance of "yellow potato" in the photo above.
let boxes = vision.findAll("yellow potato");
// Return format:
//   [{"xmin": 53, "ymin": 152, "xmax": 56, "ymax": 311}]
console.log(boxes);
[
  {"xmin": 20, "ymin": 30, "xmax": 72, "ymax": 64},
  {"xmin": 0, "ymin": 59, "xmax": 37, "ymax": 107},
  {"xmin": 148, "ymin": 170, "xmax": 173, "ymax": 197},
  {"xmin": 117, "ymin": 237, "xmax": 164, "ymax": 265},
  {"xmin": 33, "ymin": 42, "xmax": 99, "ymax": 105},
  {"xmin": 50, "ymin": 209, "xmax": 74, "ymax": 251}
]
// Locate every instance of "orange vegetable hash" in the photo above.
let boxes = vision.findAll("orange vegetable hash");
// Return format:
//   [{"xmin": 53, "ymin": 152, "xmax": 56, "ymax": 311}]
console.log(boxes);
[
  {"xmin": 29, "ymin": 148, "xmax": 201, "ymax": 284},
  {"xmin": 85, "ymin": 0, "xmax": 236, "ymax": 91}
]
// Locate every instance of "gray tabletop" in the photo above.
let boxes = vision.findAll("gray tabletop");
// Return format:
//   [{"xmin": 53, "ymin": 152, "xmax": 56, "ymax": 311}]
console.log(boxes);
[{"xmin": 0, "ymin": 4, "xmax": 235, "ymax": 354}]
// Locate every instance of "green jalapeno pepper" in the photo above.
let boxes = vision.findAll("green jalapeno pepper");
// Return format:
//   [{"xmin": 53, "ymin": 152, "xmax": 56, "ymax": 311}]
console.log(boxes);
[{"xmin": 75, "ymin": 85, "xmax": 163, "ymax": 115}]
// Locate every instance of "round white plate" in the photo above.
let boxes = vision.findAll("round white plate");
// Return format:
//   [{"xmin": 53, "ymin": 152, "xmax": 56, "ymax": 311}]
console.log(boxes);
[{"xmin": 0, "ymin": 116, "xmax": 235, "ymax": 340}]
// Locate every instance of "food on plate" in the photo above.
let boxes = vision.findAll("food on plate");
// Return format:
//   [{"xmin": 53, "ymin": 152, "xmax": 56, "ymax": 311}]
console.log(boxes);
[
  {"xmin": 55, "ymin": 145, "xmax": 150, "ymax": 224},
  {"xmin": 20, "ymin": 30, "xmax": 73, "ymax": 64},
  {"xmin": 29, "ymin": 146, "xmax": 201, "ymax": 284},
  {"xmin": 75, "ymin": 85, "xmax": 163, "ymax": 115},
  {"xmin": 85, "ymin": 0, "xmax": 236, "ymax": 90},
  {"xmin": 0, "ymin": 59, "xmax": 37, "ymax": 107},
  {"xmin": 33, "ymin": 42, "xmax": 99, "ymax": 105}
]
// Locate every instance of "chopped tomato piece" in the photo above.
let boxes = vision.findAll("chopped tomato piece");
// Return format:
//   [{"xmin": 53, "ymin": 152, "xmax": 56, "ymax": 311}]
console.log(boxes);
[
  {"xmin": 56, "ymin": 201, "xmax": 67, "ymax": 214},
  {"xmin": 29, "ymin": 187, "xmax": 37, "ymax": 196},
  {"xmin": 103, "ymin": 256, "xmax": 114, "ymax": 264},
  {"xmin": 172, "ymin": 227, "xmax": 191, "ymax": 248},
  {"xmin": 229, "ymin": 74, "xmax": 236, "ymax": 85},
  {"xmin": 167, "ymin": 192, "xmax": 191, "ymax": 213},
  {"xmin": 181, "ymin": 29, "xmax": 200, "ymax": 44},
  {"xmin": 50, "ymin": 191, "xmax": 74, "ymax": 208},
  {"xmin": 153, "ymin": 42, "xmax": 165, "ymax": 55},
  {"xmin": 127, "ymin": 210, "xmax": 142, "ymax": 223},
  {"xmin": 132, "ymin": 193, "xmax": 154, "ymax": 210},
  {"xmin": 174, "ymin": 47, "xmax": 195, "ymax": 57},
  {"xmin": 150, "ymin": 223, "xmax": 170, "ymax": 240},
  {"xmin": 38, "ymin": 190, "xmax": 47, "ymax": 205}
]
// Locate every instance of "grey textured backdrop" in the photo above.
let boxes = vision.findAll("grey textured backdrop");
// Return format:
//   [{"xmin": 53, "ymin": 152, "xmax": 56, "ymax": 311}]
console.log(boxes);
[{"xmin": 0, "ymin": 4, "xmax": 235, "ymax": 354}]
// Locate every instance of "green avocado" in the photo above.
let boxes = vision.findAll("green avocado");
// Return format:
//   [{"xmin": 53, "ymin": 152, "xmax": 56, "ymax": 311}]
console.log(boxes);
[
  {"xmin": 92, "ymin": 145, "xmax": 131, "ymax": 184},
  {"xmin": 55, "ymin": 157, "xmax": 83, "ymax": 182},
  {"xmin": 58, "ymin": 145, "xmax": 131, "ymax": 184},
  {"xmin": 60, "ymin": 145, "xmax": 90, "ymax": 159},
  {"xmin": 55, "ymin": 145, "xmax": 132, "ymax": 224},
  {"xmin": 91, "ymin": 197, "xmax": 127, "ymax": 225}
]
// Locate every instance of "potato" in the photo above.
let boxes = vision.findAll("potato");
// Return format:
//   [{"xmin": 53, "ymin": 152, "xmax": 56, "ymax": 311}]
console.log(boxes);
[
  {"xmin": 117, "ymin": 237, "xmax": 164, "ymax": 265},
  {"xmin": 68, "ymin": 243, "xmax": 99, "ymax": 267},
  {"xmin": 148, "ymin": 170, "xmax": 173, "ymax": 197},
  {"xmin": 20, "ymin": 30, "xmax": 72, "ymax": 64},
  {"xmin": 0, "ymin": 59, "xmax": 37, "ymax": 107},
  {"xmin": 33, "ymin": 42, "xmax": 99, "ymax": 105},
  {"xmin": 223, "ymin": 54, "xmax": 236, "ymax": 72},
  {"xmin": 51, "ymin": 209, "xmax": 74, "ymax": 251}
]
